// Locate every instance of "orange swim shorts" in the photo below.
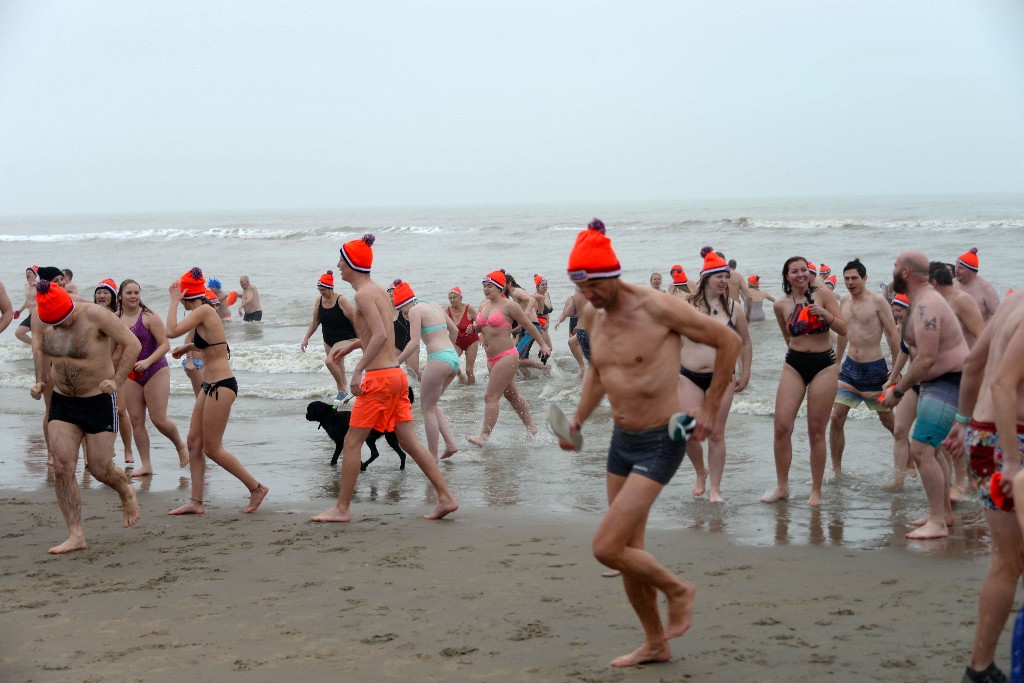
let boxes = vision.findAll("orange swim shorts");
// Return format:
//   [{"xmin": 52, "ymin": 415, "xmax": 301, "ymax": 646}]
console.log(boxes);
[{"xmin": 349, "ymin": 367, "xmax": 413, "ymax": 433}]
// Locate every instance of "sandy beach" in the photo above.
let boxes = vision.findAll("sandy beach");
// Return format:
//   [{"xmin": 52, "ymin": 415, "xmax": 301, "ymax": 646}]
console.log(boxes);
[{"xmin": 0, "ymin": 485, "xmax": 1006, "ymax": 683}]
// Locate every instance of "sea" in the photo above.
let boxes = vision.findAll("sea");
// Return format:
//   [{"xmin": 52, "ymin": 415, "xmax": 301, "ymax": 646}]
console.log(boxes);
[{"xmin": 1, "ymin": 194, "xmax": 1021, "ymax": 554}]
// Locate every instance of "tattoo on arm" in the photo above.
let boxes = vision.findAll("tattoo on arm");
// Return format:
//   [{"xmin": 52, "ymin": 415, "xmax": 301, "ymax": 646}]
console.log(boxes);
[{"xmin": 925, "ymin": 317, "xmax": 938, "ymax": 330}]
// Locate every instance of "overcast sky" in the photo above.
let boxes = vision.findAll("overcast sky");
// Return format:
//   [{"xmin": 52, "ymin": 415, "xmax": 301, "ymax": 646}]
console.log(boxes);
[{"xmin": 1, "ymin": 1, "xmax": 1022, "ymax": 215}]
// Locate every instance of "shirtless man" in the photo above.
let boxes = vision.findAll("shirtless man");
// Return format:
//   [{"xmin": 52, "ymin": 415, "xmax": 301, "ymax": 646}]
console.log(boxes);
[
  {"xmin": 931, "ymin": 261, "xmax": 986, "ymax": 501},
  {"xmin": 0, "ymin": 279, "xmax": 14, "ymax": 334},
  {"xmin": 29, "ymin": 280, "xmax": 142, "ymax": 554},
  {"xmin": 238, "ymin": 275, "xmax": 263, "ymax": 322},
  {"xmin": 553, "ymin": 286, "xmax": 588, "ymax": 377},
  {"xmin": 725, "ymin": 256, "xmax": 752, "ymax": 312},
  {"xmin": 311, "ymin": 234, "xmax": 458, "ymax": 523},
  {"xmin": 942, "ymin": 294, "xmax": 1024, "ymax": 683},
  {"xmin": 880, "ymin": 251, "xmax": 968, "ymax": 539},
  {"xmin": 61, "ymin": 269, "xmax": 80, "ymax": 296},
  {"xmin": 954, "ymin": 248, "xmax": 1000, "ymax": 323},
  {"xmin": 557, "ymin": 219, "xmax": 740, "ymax": 667},
  {"xmin": 829, "ymin": 258, "xmax": 900, "ymax": 477}
]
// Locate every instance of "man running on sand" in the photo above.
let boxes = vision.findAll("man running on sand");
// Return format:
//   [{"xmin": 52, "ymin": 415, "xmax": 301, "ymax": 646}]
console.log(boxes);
[
  {"xmin": 29, "ymin": 280, "xmax": 142, "ymax": 554},
  {"xmin": 311, "ymin": 234, "xmax": 458, "ymax": 523},
  {"xmin": 556, "ymin": 219, "xmax": 740, "ymax": 668}
]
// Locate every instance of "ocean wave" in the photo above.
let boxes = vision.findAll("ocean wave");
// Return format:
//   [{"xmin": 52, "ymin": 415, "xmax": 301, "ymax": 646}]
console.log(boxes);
[{"xmin": 0, "ymin": 225, "xmax": 451, "ymax": 243}]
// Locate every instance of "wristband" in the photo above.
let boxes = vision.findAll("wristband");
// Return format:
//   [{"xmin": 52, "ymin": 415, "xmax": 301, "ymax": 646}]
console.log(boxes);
[{"xmin": 954, "ymin": 413, "xmax": 971, "ymax": 425}]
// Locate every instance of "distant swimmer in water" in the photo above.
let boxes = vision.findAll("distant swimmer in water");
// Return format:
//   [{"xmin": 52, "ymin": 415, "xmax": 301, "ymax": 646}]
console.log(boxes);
[
  {"xmin": 744, "ymin": 274, "xmax": 775, "ymax": 322},
  {"xmin": 237, "ymin": 275, "xmax": 263, "ymax": 322},
  {"xmin": 764, "ymin": 256, "xmax": 846, "ymax": 506}
]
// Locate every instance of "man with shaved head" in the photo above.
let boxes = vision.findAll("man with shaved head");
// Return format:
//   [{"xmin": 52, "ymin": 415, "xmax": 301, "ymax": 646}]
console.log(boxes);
[{"xmin": 880, "ymin": 251, "xmax": 969, "ymax": 539}]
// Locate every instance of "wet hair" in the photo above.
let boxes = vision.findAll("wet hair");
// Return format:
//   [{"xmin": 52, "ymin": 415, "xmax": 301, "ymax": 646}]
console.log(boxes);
[
  {"xmin": 728, "ymin": 259, "xmax": 737, "ymax": 269},
  {"xmin": 843, "ymin": 258, "xmax": 866, "ymax": 278},
  {"xmin": 689, "ymin": 272, "xmax": 731, "ymax": 317},
  {"xmin": 117, "ymin": 279, "xmax": 152, "ymax": 317},
  {"xmin": 929, "ymin": 261, "xmax": 954, "ymax": 286},
  {"xmin": 781, "ymin": 256, "xmax": 809, "ymax": 295},
  {"xmin": 503, "ymin": 271, "xmax": 521, "ymax": 295},
  {"xmin": 61, "ymin": 268, "xmax": 74, "ymax": 280}
]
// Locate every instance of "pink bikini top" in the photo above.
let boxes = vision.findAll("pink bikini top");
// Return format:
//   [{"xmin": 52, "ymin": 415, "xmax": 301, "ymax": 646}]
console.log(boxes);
[{"xmin": 475, "ymin": 307, "xmax": 511, "ymax": 329}]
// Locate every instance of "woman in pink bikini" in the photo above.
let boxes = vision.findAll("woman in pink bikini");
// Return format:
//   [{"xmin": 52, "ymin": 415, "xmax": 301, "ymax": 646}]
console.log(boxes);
[
  {"xmin": 467, "ymin": 270, "xmax": 551, "ymax": 446},
  {"xmin": 118, "ymin": 279, "xmax": 189, "ymax": 477},
  {"xmin": 445, "ymin": 286, "xmax": 479, "ymax": 384}
]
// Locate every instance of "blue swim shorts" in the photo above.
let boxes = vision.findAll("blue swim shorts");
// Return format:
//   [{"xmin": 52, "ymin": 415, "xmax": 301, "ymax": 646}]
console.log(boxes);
[
  {"xmin": 835, "ymin": 357, "xmax": 891, "ymax": 413},
  {"xmin": 911, "ymin": 372, "xmax": 961, "ymax": 448}
]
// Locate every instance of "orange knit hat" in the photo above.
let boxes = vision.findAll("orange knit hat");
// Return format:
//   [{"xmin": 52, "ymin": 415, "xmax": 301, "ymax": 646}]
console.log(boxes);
[
  {"xmin": 567, "ymin": 218, "xmax": 621, "ymax": 282},
  {"xmin": 807, "ymin": 262, "xmax": 818, "ymax": 276},
  {"xmin": 825, "ymin": 275, "xmax": 837, "ymax": 288},
  {"xmin": 891, "ymin": 293, "xmax": 910, "ymax": 308},
  {"xmin": 699, "ymin": 247, "xmax": 729, "ymax": 277},
  {"xmin": 670, "ymin": 264, "xmax": 688, "ymax": 286},
  {"xmin": 819, "ymin": 263, "xmax": 831, "ymax": 277},
  {"xmin": 95, "ymin": 278, "xmax": 118, "ymax": 297},
  {"xmin": 391, "ymin": 279, "xmax": 416, "ymax": 308},
  {"xmin": 747, "ymin": 274, "xmax": 760, "ymax": 287},
  {"xmin": 957, "ymin": 247, "xmax": 979, "ymax": 272},
  {"xmin": 205, "ymin": 288, "xmax": 220, "ymax": 305},
  {"xmin": 534, "ymin": 274, "xmax": 546, "ymax": 288},
  {"xmin": 483, "ymin": 270, "xmax": 507, "ymax": 290},
  {"xmin": 318, "ymin": 270, "xmax": 334, "ymax": 289},
  {"xmin": 35, "ymin": 280, "xmax": 75, "ymax": 325},
  {"xmin": 449, "ymin": 286, "xmax": 463, "ymax": 297},
  {"xmin": 179, "ymin": 267, "xmax": 207, "ymax": 300},
  {"xmin": 341, "ymin": 233, "xmax": 375, "ymax": 273}
]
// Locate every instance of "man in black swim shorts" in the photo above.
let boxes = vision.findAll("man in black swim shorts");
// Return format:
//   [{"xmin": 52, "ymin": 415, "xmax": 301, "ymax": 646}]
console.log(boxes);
[
  {"xmin": 556, "ymin": 218, "xmax": 739, "ymax": 668},
  {"xmin": 29, "ymin": 278, "xmax": 143, "ymax": 554}
]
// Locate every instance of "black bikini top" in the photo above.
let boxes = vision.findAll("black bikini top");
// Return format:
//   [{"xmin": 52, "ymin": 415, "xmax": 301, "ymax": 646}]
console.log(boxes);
[
  {"xmin": 787, "ymin": 292, "xmax": 830, "ymax": 337},
  {"xmin": 194, "ymin": 326, "xmax": 231, "ymax": 358}
]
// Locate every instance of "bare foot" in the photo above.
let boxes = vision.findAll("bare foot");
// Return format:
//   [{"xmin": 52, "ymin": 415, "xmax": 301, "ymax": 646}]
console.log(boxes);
[
  {"xmin": 467, "ymin": 374, "xmax": 476, "ymax": 385},
  {"xmin": 692, "ymin": 469, "xmax": 707, "ymax": 497},
  {"xmin": 467, "ymin": 434, "xmax": 486, "ymax": 447},
  {"xmin": 808, "ymin": 490, "xmax": 822, "ymax": 506},
  {"xmin": 125, "ymin": 452, "xmax": 135, "ymax": 465},
  {"xmin": 761, "ymin": 485, "xmax": 789, "ymax": 503},
  {"xmin": 48, "ymin": 535, "xmax": 88, "ymax": 555},
  {"xmin": 708, "ymin": 490, "xmax": 725, "ymax": 504},
  {"xmin": 244, "ymin": 484, "xmax": 268, "ymax": 513},
  {"xmin": 440, "ymin": 447, "xmax": 460, "ymax": 460},
  {"xmin": 176, "ymin": 444, "xmax": 189, "ymax": 469},
  {"xmin": 906, "ymin": 521, "xmax": 949, "ymax": 539},
  {"xmin": 130, "ymin": 467, "xmax": 153, "ymax": 478},
  {"xmin": 610, "ymin": 642, "xmax": 671, "ymax": 668},
  {"xmin": 665, "ymin": 578, "xmax": 696, "ymax": 639},
  {"xmin": 424, "ymin": 497, "xmax": 459, "ymax": 520},
  {"xmin": 311, "ymin": 505, "xmax": 351, "ymax": 523},
  {"xmin": 911, "ymin": 514, "xmax": 955, "ymax": 527},
  {"xmin": 949, "ymin": 486, "xmax": 965, "ymax": 504},
  {"xmin": 880, "ymin": 478, "xmax": 905, "ymax": 492},
  {"xmin": 121, "ymin": 489, "xmax": 141, "ymax": 527},
  {"xmin": 169, "ymin": 499, "xmax": 204, "ymax": 515},
  {"xmin": 527, "ymin": 424, "xmax": 538, "ymax": 436},
  {"xmin": 824, "ymin": 469, "xmax": 839, "ymax": 484}
]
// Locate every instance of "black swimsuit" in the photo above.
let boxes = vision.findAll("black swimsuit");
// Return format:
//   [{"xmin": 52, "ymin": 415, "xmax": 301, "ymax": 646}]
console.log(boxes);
[
  {"xmin": 194, "ymin": 326, "xmax": 231, "ymax": 358},
  {"xmin": 319, "ymin": 298, "xmax": 356, "ymax": 346}
]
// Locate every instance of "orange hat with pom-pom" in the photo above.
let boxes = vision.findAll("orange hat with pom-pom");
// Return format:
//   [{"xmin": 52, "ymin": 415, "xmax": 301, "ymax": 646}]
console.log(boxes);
[
  {"xmin": 391, "ymin": 279, "xmax": 416, "ymax": 308},
  {"xmin": 567, "ymin": 218, "xmax": 621, "ymax": 282},
  {"xmin": 670, "ymin": 264, "xmax": 688, "ymax": 286},
  {"xmin": 957, "ymin": 247, "xmax": 979, "ymax": 272},
  {"xmin": 178, "ymin": 267, "xmax": 206, "ymax": 300},
  {"xmin": 341, "ymin": 234, "xmax": 375, "ymax": 273},
  {"xmin": 699, "ymin": 247, "xmax": 729, "ymax": 277},
  {"xmin": 318, "ymin": 270, "xmax": 334, "ymax": 289},
  {"xmin": 35, "ymin": 280, "xmax": 75, "ymax": 325},
  {"xmin": 483, "ymin": 270, "xmax": 507, "ymax": 290}
]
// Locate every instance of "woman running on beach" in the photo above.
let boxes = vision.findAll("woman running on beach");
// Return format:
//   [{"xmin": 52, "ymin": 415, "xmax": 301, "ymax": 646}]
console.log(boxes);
[
  {"xmin": 166, "ymin": 267, "xmax": 267, "ymax": 515},
  {"xmin": 119, "ymin": 279, "xmax": 189, "ymax": 477},
  {"xmin": 446, "ymin": 287, "xmax": 479, "ymax": 384},
  {"xmin": 467, "ymin": 270, "xmax": 551, "ymax": 446},
  {"xmin": 678, "ymin": 249, "xmax": 752, "ymax": 503},
  {"xmin": 301, "ymin": 270, "xmax": 357, "ymax": 403},
  {"xmin": 764, "ymin": 256, "xmax": 846, "ymax": 506},
  {"xmin": 393, "ymin": 280, "xmax": 461, "ymax": 460},
  {"xmin": 745, "ymin": 275, "xmax": 776, "ymax": 322},
  {"xmin": 93, "ymin": 279, "xmax": 134, "ymax": 465}
]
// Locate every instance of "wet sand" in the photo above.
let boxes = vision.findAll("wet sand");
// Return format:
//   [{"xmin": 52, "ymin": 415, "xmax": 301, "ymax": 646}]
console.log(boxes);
[{"xmin": 0, "ymin": 487, "xmax": 1006, "ymax": 682}]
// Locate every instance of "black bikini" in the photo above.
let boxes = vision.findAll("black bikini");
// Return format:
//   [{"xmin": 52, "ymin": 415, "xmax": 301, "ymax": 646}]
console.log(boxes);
[
  {"xmin": 783, "ymin": 290, "xmax": 835, "ymax": 384},
  {"xmin": 680, "ymin": 301, "xmax": 736, "ymax": 391},
  {"xmin": 194, "ymin": 326, "xmax": 231, "ymax": 358},
  {"xmin": 194, "ymin": 325, "xmax": 236, "ymax": 399}
]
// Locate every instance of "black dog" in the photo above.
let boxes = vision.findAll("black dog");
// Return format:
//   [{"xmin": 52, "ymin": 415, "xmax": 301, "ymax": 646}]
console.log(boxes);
[{"xmin": 305, "ymin": 389, "xmax": 413, "ymax": 470}]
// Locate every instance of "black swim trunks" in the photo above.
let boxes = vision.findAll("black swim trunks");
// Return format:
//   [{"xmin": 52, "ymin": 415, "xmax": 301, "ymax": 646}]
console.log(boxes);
[
  {"xmin": 606, "ymin": 423, "xmax": 685, "ymax": 486},
  {"xmin": 243, "ymin": 310, "xmax": 263, "ymax": 322},
  {"xmin": 48, "ymin": 391, "xmax": 119, "ymax": 434}
]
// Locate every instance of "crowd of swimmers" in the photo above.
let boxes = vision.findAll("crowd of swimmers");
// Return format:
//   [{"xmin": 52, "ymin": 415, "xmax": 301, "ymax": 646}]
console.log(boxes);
[{"xmin": 1, "ymin": 224, "xmax": 1022, "ymax": 679}]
